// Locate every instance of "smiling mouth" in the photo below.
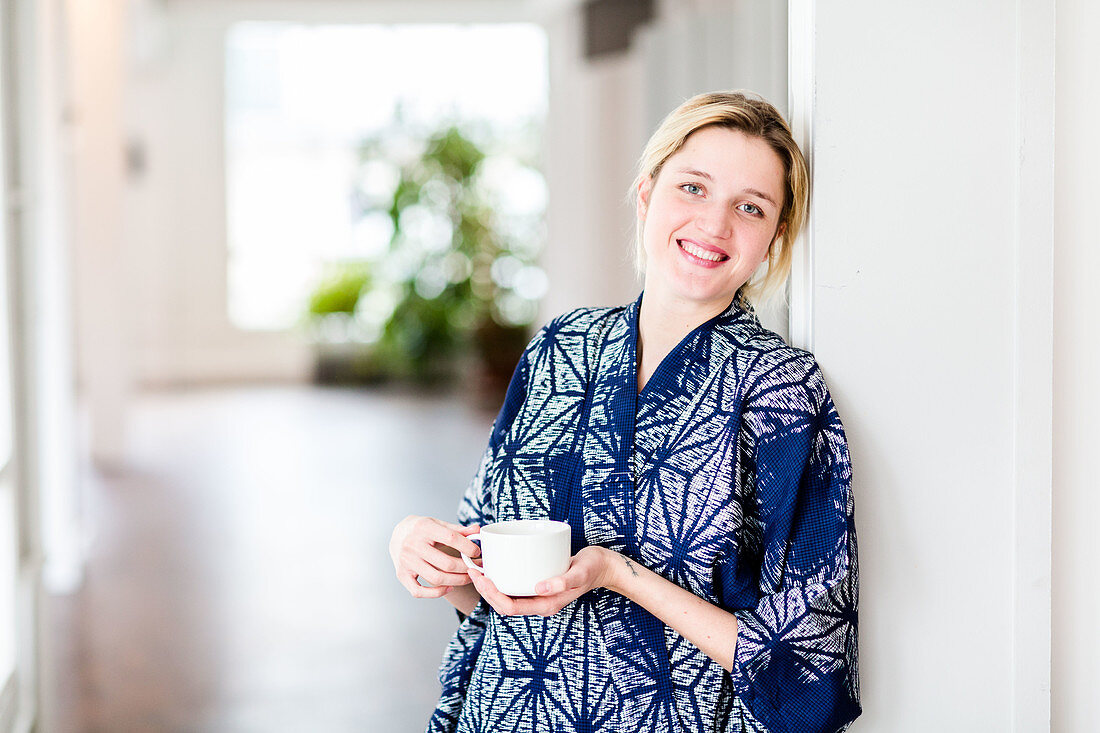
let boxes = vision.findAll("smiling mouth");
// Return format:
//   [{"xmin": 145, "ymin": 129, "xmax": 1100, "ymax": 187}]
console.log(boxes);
[{"xmin": 677, "ymin": 239, "xmax": 729, "ymax": 263}]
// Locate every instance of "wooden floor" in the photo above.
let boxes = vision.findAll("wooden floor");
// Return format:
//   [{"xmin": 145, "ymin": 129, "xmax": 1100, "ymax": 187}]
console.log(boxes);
[{"xmin": 40, "ymin": 385, "xmax": 497, "ymax": 733}]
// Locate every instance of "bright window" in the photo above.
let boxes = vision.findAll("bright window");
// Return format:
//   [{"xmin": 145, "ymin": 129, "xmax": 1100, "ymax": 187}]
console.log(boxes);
[{"xmin": 224, "ymin": 22, "xmax": 549, "ymax": 331}]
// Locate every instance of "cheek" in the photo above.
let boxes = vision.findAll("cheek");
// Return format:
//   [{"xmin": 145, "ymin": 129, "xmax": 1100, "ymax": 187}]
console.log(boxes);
[
  {"xmin": 640, "ymin": 211, "xmax": 667, "ymax": 254},
  {"xmin": 744, "ymin": 222, "xmax": 777, "ymax": 255},
  {"xmin": 643, "ymin": 203, "xmax": 683, "ymax": 241}
]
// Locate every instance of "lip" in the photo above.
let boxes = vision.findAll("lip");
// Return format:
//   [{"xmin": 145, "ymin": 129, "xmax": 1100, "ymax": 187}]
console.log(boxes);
[{"xmin": 676, "ymin": 238, "xmax": 729, "ymax": 268}]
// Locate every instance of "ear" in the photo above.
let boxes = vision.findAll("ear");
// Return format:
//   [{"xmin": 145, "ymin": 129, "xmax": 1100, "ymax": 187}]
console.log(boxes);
[
  {"xmin": 763, "ymin": 222, "xmax": 787, "ymax": 264},
  {"xmin": 636, "ymin": 176, "xmax": 654, "ymax": 220}
]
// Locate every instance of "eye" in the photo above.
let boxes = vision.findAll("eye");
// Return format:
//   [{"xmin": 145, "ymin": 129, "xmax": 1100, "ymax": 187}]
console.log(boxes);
[
  {"xmin": 739, "ymin": 202, "xmax": 764, "ymax": 216},
  {"xmin": 679, "ymin": 183, "xmax": 704, "ymax": 196}
]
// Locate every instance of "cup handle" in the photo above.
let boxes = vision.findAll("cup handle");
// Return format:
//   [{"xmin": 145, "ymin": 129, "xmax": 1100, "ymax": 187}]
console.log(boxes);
[{"xmin": 461, "ymin": 534, "xmax": 483, "ymax": 573}]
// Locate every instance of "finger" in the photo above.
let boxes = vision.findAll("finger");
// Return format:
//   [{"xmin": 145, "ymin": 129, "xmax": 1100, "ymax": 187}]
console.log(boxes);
[
  {"xmin": 439, "ymin": 521, "xmax": 481, "ymax": 536},
  {"xmin": 410, "ymin": 558, "xmax": 474, "ymax": 587},
  {"xmin": 507, "ymin": 593, "xmax": 572, "ymax": 618},
  {"xmin": 397, "ymin": 541, "xmax": 472, "ymax": 580},
  {"xmin": 469, "ymin": 571, "xmax": 517, "ymax": 615},
  {"xmin": 467, "ymin": 566, "xmax": 491, "ymax": 590},
  {"xmin": 423, "ymin": 544, "xmax": 476, "ymax": 575},
  {"xmin": 536, "ymin": 563, "xmax": 588, "ymax": 596},
  {"xmin": 535, "ymin": 577, "xmax": 564, "ymax": 595},
  {"xmin": 552, "ymin": 549, "xmax": 610, "ymax": 594},
  {"xmin": 467, "ymin": 572, "xmax": 496, "ymax": 609},
  {"xmin": 399, "ymin": 572, "xmax": 450, "ymax": 599},
  {"xmin": 420, "ymin": 520, "xmax": 482, "ymax": 558},
  {"xmin": 540, "ymin": 590, "xmax": 583, "ymax": 616},
  {"xmin": 412, "ymin": 554, "xmax": 474, "ymax": 585},
  {"xmin": 531, "ymin": 587, "xmax": 586, "ymax": 616},
  {"xmin": 472, "ymin": 572, "xmax": 571, "ymax": 618},
  {"xmin": 504, "ymin": 596, "xmax": 550, "ymax": 615},
  {"xmin": 562, "ymin": 561, "xmax": 594, "ymax": 590}
]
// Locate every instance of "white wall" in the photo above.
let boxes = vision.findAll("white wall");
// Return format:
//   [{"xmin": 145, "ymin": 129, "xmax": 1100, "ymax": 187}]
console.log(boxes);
[
  {"xmin": 1052, "ymin": 0, "xmax": 1100, "ymax": 729},
  {"xmin": 801, "ymin": 1, "xmax": 1053, "ymax": 729},
  {"xmin": 537, "ymin": 7, "xmax": 646, "ymax": 321},
  {"xmin": 124, "ymin": 0, "xmax": 316, "ymax": 387}
]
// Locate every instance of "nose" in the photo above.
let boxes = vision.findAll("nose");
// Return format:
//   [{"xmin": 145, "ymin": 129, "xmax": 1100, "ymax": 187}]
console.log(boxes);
[{"xmin": 696, "ymin": 202, "xmax": 733, "ymax": 240}]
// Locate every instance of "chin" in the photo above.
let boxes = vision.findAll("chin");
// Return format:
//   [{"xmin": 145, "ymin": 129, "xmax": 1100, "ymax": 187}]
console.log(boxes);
[
  {"xmin": 645, "ymin": 261, "xmax": 742, "ymax": 308},
  {"xmin": 669, "ymin": 284, "xmax": 740, "ymax": 309},
  {"xmin": 675, "ymin": 273, "xmax": 738, "ymax": 299}
]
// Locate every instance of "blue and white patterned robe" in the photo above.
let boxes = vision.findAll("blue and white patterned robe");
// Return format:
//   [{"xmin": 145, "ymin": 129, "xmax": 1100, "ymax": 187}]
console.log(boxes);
[{"xmin": 428, "ymin": 293, "xmax": 860, "ymax": 733}]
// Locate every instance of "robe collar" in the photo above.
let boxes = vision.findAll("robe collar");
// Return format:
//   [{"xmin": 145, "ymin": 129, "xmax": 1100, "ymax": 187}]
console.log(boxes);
[
  {"xmin": 578, "ymin": 288, "xmax": 755, "ymax": 552},
  {"xmin": 628, "ymin": 288, "xmax": 756, "ymax": 402}
]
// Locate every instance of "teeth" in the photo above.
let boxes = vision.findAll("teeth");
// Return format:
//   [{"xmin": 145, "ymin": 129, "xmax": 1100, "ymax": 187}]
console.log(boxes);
[{"xmin": 679, "ymin": 240, "xmax": 727, "ymax": 262}]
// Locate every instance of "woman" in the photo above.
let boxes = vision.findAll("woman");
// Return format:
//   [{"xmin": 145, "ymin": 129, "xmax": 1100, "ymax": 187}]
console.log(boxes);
[{"xmin": 390, "ymin": 91, "xmax": 861, "ymax": 733}]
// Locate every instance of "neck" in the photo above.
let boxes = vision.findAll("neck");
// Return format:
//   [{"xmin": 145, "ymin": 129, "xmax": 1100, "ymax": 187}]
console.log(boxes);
[
  {"xmin": 634, "ymin": 287, "xmax": 736, "ymax": 394},
  {"xmin": 637, "ymin": 287, "xmax": 734, "ymax": 354}
]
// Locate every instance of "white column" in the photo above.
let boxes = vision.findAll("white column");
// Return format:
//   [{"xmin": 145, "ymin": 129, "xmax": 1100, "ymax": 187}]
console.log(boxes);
[
  {"xmin": 66, "ymin": 0, "xmax": 131, "ymax": 465},
  {"xmin": 794, "ymin": 1, "xmax": 1054, "ymax": 728},
  {"xmin": 23, "ymin": 0, "xmax": 81, "ymax": 597},
  {"xmin": 1052, "ymin": 0, "xmax": 1100, "ymax": 729}
]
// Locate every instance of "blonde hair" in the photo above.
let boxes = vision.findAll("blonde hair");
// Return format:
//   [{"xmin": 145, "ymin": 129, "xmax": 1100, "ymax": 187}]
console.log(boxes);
[{"xmin": 631, "ymin": 90, "xmax": 809, "ymax": 309}]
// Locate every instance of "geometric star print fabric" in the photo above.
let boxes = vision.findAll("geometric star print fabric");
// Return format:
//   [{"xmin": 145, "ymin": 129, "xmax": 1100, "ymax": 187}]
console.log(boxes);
[{"xmin": 428, "ymin": 293, "xmax": 860, "ymax": 733}]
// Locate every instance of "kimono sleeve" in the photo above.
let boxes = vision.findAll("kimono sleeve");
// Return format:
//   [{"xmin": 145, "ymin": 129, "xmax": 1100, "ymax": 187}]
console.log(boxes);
[
  {"xmin": 455, "ymin": 329, "xmax": 536, "ymax": 528},
  {"xmin": 728, "ymin": 354, "xmax": 861, "ymax": 733}
]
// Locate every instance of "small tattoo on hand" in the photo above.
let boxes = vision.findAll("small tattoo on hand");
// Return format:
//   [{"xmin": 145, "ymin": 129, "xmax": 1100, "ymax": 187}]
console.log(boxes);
[{"xmin": 624, "ymin": 558, "xmax": 639, "ymax": 578}]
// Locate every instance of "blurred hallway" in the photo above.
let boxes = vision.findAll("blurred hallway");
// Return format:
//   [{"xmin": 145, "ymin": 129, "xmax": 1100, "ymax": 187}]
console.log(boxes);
[{"xmin": 40, "ymin": 386, "xmax": 494, "ymax": 732}]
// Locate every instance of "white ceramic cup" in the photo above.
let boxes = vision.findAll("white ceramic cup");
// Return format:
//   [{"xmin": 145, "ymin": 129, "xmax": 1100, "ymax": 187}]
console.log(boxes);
[{"xmin": 462, "ymin": 519, "xmax": 571, "ymax": 597}]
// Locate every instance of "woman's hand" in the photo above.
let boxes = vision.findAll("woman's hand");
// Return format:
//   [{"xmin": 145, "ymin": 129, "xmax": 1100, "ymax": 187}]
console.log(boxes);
[
  {"xmin": 468, "ymin": 546, "xmax": 620, "ymax": 617},
  {"xmin": 390, "ymin": 515, "xmax": 482, "ymax": 599}
]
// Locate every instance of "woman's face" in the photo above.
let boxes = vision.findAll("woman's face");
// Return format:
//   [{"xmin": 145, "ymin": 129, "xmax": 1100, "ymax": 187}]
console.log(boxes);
[{"xmin": 637, "ymin": 126, "xmax": 787, "ymax": 312}]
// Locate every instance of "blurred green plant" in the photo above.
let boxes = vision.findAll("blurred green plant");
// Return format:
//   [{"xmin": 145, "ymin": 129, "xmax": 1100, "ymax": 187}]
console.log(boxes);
[
  {"xmin": 306, "ymin": 123, "xmax": 544, "ymax": 387},
  {"xmin": 307, "ymin": 262, "xmax": 371, "ymax": 317}
]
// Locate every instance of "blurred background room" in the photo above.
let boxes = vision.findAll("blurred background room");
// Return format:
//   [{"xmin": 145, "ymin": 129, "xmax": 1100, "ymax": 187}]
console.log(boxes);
[{"xmin": 1, "ymin": 0, "xmax": 1098, "ymax": 731}]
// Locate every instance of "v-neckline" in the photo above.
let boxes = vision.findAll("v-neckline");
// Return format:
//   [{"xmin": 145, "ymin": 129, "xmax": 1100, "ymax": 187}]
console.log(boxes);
[{"xmin": 629, "ymin": 291, "xmax": 743, "ymax": 400}]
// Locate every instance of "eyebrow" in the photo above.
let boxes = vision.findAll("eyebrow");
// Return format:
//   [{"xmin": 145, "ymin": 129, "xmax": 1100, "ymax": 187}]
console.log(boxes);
[{"xmin": 675, "ymin": 167, "xmax": 779, "ymax": 208}]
